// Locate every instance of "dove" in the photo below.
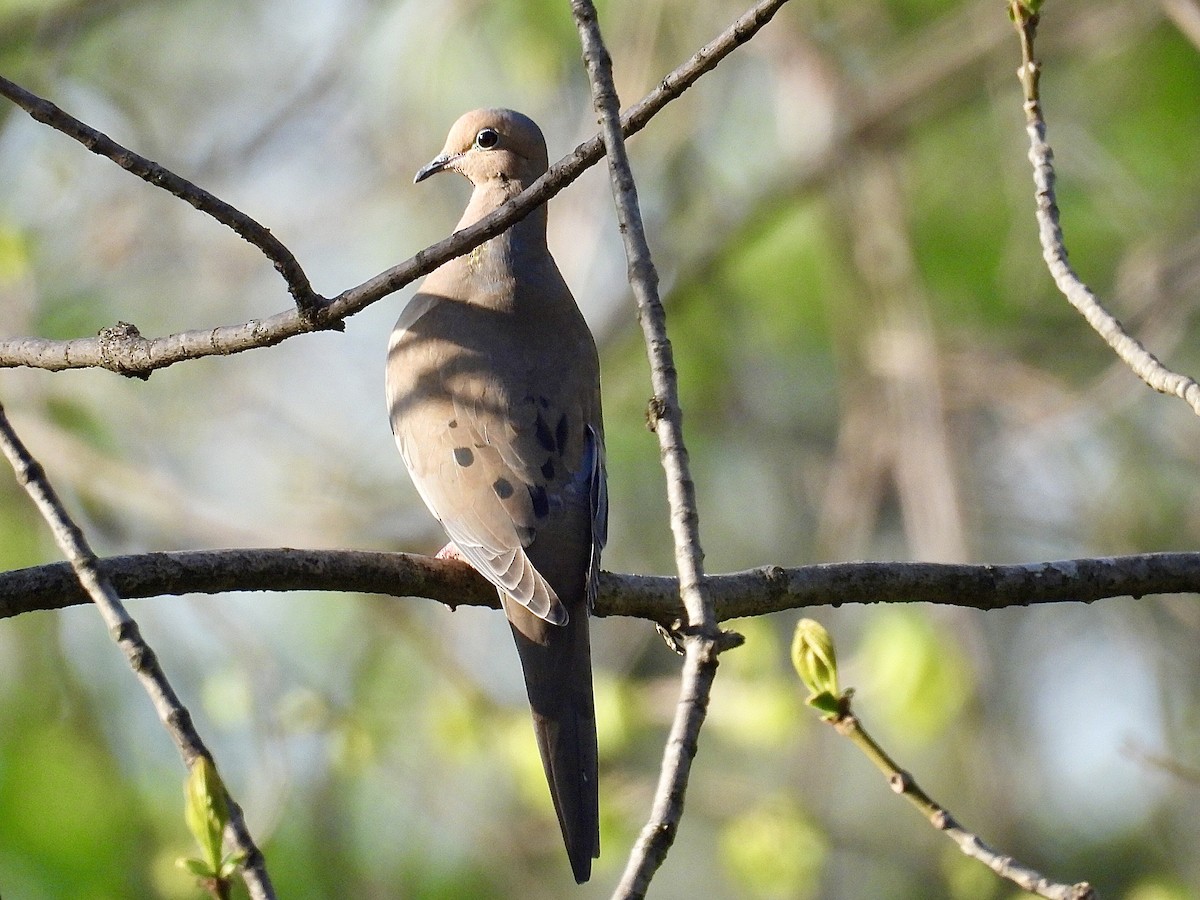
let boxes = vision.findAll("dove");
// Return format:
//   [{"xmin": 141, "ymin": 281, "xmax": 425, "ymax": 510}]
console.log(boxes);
[{"xmin": 386, "ymin": 108, "xmax": 605, "ymax": 883}]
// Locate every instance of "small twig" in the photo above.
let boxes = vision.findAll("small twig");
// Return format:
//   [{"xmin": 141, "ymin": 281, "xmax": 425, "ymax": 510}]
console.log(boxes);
[
  {"xmin": 0, "ymin": 401, "xmax": 276, "ymax": 900},
  {"xmin": 0, "ymin": 75, "xmax": 322, "ymax": 323},
  {"xmin": 1009, "ymin": 2, "xmax": 1200, "ymax": 416},
  {"xmin": 570, "ymin": 0, "xmax": 780, "ymax": 894},
  {"xmin": 5, "ymin": 548, "xmax": 1200, "ymax": 622},
  {"xmin": 829, "ymin": 706, "xmax": 1094, "ymax": 900},
  {"xmin": 0, "ymin": 0, "xmax": 791, "ymax": 376},
  {"xmin": 793, "ymin": 620, "xmax": 1092, "ymax": 899}
]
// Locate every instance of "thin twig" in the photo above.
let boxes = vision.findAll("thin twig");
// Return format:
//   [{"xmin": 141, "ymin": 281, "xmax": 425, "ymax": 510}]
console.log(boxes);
[
  {"xmin": 0, "ymin": 76, "xmax": 321, "ymax": 322},
  {"xmin": 0, "ymin": 0, "xmax": 792, "ymax": 377},
  {"xmin": 828, "ymin": 705, "xmax": 1094, "ymax": 900},
  {"xmin": 0, "ymin": 402, "xmax": 276, "ymax": 900},
  {"xmin": 1009, "ymin": 2, "xmax": 1200, "ymax": 416},
  {"xmin": 4, "ymin": 547, "xmax": 1199, "ymax": 622},
  {"xmin": 570, "ymin": 0, "xmax": 781, "ymax": 894}
]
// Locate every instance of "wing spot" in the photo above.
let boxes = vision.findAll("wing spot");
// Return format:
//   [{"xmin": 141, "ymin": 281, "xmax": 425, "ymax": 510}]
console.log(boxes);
[
  {"xmin": 541, "ymin": 458, "xmax": 555, "ymax": 480},
  {"xmin": 555, "ymin": 414, "xmax": 569, "ymax": 454},
  {"xmin": 535, "ymin": 412, "xmax": 556, "ymax": 452},
  {"xmin": 448, "ymin": 419, "xmax": 459, "ymax": 429},
  {"xmin": 529, "ymin": 484, "xmax": 550, "ymax": 519},
  {"xmin": 493, "ymin": 477, "xmax": 515, "ymax": 499},
  {"xmin": 453, "ymin": 447, "xmax": 474, "ymax": 467}
]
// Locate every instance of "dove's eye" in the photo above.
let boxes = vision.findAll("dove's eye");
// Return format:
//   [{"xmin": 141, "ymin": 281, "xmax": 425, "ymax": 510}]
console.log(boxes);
[{"xmin": 475, "ymin": 128, "xmax": 500, "ymax": 150}]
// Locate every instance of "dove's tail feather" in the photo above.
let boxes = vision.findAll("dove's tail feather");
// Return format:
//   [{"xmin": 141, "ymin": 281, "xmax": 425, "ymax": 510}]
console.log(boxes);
[{"xmin": 503, "ymin": 595, "xmax": 600, "ymax": 883}]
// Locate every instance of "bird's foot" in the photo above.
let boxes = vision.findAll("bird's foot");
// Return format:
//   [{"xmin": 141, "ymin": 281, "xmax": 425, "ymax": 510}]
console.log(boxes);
[
  {"xmin": 435, "ymin": 542, "xmax": 468, "ymax": 562},
  {"xmin": 655, "ymin": 621, "xmax": 687, "ymax": 655}
]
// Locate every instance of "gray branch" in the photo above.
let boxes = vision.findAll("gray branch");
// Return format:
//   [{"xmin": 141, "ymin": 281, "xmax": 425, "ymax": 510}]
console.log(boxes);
[
  {"xmin": 570, "ymin": 0, "xmax": 763, "ymax": 892},
  {"xmin": 1011, "ymin": 5, "xmax": 1200, "ymax": 415},
  {"xmin": 825, "ymin": 706, "xmax": 1094, "ymax": 899}
]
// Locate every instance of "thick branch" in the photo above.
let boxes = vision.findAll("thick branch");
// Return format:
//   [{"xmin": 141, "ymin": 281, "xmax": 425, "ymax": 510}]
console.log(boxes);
[
  {"xmin": 0, "ymin": 405, "xmax": 276, "ymax": 900},
  {"xmin": 3, "ymin": 548, "xmax": 1197, "ymax": 622},
  {"xmin": 0, "ymin": 0, "xmax": 789, "ymax": 377}
]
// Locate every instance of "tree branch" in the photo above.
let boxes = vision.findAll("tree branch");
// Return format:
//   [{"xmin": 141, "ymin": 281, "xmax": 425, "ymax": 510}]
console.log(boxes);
[
  {"xmin": 828, "ymin": 705, "xmax": 1094, "ymax": 899},
  {"xmin": 0, "ymin": 75, "xmax": 321, "ymax": 322},
  {"xmin": 0, "ymin": 0, "xmax": 791, "ymax": 377},
  {"xmin": 4, "ymin": 547, "xmax": 1198, "ymax": 622},
  {"xmin": 0, "ymin": 403, "xmax": 276, "ymax": 900},
  {"xmin": 1009, "ymin": 2, "xmax": 1200, "ymax": 415}
]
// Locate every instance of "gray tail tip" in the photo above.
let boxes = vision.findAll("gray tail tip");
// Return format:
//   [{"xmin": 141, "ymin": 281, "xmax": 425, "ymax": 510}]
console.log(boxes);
[
  {"xmin": 570, "ymin": 855, "xmax": 593, "ymax": 884},
  {"xmin": 568, "ymin": 836, "xmax": 599, "ymax": 883}
]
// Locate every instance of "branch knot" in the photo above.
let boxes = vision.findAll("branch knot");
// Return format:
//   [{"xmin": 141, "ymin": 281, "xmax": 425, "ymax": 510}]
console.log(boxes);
[{"xmin": 98, "ymin": 322, "xmax": 153, "ymax": 379}]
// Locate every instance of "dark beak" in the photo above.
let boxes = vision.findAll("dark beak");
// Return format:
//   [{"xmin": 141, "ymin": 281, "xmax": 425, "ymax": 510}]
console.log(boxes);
[{"xmin": 414, "ymin": 152, "xmax": 459, "ymax": 184}]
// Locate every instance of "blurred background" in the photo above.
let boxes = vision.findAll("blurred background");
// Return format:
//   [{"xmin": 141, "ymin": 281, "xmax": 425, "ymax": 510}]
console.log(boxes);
[{"xmin": 2, "ymin": 0, "xmax": 1200, "ymax": 897}]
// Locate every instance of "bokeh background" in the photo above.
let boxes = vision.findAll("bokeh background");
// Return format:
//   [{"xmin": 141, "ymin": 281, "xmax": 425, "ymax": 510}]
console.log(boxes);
[{"xmin": 2, "ymin": 0, "xmax": 1200, "ymax": 897}]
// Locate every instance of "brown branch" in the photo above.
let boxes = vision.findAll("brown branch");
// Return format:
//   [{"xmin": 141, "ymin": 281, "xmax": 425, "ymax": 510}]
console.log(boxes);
[
  {"xmin": 1009, "ymin": 3, "xmax": 1200, "ymax": 416},
  {"xmin": 0, "ymin": 0, "xmax": 791, "ymax": 377},
  {"xmin": 4, "ymin": 547, "xmax": 1199, "ymax": 622},
  {"xmin": 0, "ymin": 75, "xmax": 321, "ymax": 322},
  {"xmin": 0, "ymin": 403, "xmax": 276, "ymax": 900}
]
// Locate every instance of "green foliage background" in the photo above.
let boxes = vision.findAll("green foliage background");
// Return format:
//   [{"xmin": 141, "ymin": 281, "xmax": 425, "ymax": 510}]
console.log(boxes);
[{"xmin": 2, "ymin": 0, "xmax": 1199, "ymax": 897}]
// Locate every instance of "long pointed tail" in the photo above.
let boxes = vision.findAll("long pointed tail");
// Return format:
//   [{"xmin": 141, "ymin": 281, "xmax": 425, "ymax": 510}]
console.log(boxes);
[{"xmin": 503, "ymin": 596, "xmax": 599, "ymax": 883}]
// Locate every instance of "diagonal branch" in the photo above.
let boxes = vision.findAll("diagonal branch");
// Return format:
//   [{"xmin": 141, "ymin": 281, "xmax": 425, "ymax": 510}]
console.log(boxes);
[
  {"xmin": 0, "ymin": 402, "xmax": 276, "ymax": 900},
  {"xmin": 0, "ymin": 0, "xmax": 791, "ymax": 377},
  {"xmin": 824, "ymin": 700, "xmax": 1094, "ymax": 899},
  {"xmin": 1009, "ymin": 2, "xmax": 1200, "ymax": 416},
  {"xmin": 0, "ymin": 75, "xmax": 321, "ymax": 322},
  {"xmin": 4, "ymin": 547, "xmax": 1198, "ymax": 622}
]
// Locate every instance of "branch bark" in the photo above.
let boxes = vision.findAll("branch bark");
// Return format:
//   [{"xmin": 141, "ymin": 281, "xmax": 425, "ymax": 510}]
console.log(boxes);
[{"xmin": 4, "ymin": 547, "xmax": 1197, "ymax": 622}]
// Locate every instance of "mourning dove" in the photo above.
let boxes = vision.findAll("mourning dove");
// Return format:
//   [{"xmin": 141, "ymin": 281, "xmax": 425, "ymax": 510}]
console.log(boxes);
[{"xmin": 386, "ymin": 109, "xmax": 605, "ymax": 883}]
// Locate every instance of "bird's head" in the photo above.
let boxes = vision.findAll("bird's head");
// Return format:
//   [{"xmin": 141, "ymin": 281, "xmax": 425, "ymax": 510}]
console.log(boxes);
[{"xmin": 415, "ymin": 108, "xmax": 549, "ymax": 189}]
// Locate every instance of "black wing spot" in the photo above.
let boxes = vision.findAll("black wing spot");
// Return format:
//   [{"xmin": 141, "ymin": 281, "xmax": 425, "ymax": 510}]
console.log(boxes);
[
  {"xmin": 448, "ymin": 419, "xmax": 459, "ymax": 429},
  {"xmin": 541, "ymin": 458, "xmax": 555, "ymax": 481},
  {"xmin": 555, "ymin": 414, "xmax": 569, "ymax": 454},
  {"xmin": 493, "ymin": 477, "xmax": 515, "ymax": 499},
  {"xmin": 453, "ymin": 447, "xmax": 474, "ymax": 467},
  {"xmin": 534, "ymin": 413, "xmax": 556, "ymax": 452},
  {"xmin": 529, "ymin": 484, "xmax": 550, "ymax": 519}
]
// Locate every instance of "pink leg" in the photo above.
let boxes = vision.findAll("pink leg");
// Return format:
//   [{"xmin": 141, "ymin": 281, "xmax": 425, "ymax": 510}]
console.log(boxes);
[{"xmin": 435, "ymin": 542, "xmax": 467, "ymax": 562}]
